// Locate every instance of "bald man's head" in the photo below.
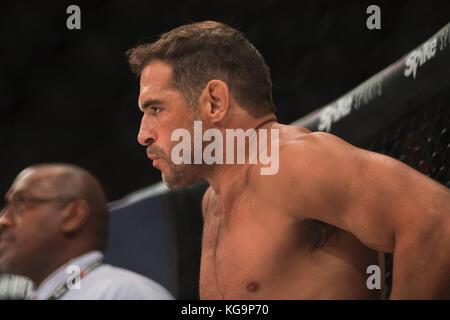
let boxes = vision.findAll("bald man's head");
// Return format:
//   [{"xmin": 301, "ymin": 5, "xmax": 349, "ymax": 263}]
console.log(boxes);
[
  {"xmin": 0, "ymin": 164, "xmax": 109, "ymax": 280},
  {"xmin": 16, "ymin": 164, "xmax": 106, "ymax": 202},
  {"xmin": 21, "ymin": 163, "xmax": 109, "ymax": 250}
]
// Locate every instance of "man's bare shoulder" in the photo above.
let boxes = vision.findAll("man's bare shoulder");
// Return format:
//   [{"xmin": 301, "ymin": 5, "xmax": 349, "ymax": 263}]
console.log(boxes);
[
  {"xmin": 250, "ymin": 125, "xmax": 355, "ymax": 181},
  {"xmin": 277, "ymin": 124, "xmax": 351, "ymax": 149},
  {"xmin": 246, "ymin": 127, "xmax": 365, "ymax": 217}
]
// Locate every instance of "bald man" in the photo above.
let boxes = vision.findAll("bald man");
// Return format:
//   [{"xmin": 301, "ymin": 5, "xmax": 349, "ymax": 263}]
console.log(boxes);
[{"xmin": 0, "ymin": 164, "xmax": 173, "ymax": 300}]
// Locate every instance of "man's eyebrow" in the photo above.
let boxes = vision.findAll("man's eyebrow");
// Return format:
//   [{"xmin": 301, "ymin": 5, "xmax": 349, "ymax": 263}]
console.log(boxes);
[
  {"xmin": 4, "ymin": 190, "xmax": 21, "ymax": 201},
  {"xmin": 139, "ymin": 99, "xmax": 163, "ymax": 112}
]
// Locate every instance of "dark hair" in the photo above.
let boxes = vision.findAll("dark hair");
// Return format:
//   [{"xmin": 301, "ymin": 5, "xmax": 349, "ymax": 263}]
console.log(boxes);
[{"xmin": 126, "ymin": 20, "xmax": 276, "ymax": 117}]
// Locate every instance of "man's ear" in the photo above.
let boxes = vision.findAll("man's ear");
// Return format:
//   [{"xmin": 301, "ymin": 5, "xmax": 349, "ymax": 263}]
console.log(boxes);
[
  {"xmin": 59, "ymin": 200, "xmax": 90, "ymax": 234},
  {"xmin": 199, "ymin": 80, "xmax": 230, "ymax": 124}
]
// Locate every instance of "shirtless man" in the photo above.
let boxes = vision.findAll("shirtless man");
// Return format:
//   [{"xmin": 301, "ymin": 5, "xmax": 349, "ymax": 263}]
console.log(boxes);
[{"xmin": 127, "ymin": 21, "xmax": 450, "ymax": 299}]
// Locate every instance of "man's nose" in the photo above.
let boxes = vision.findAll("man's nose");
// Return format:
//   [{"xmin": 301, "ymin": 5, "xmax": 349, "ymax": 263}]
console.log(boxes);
[
  {"xmin": 0, "ymin": 211, "xmax": 14, "ymax": 230},
  {"xmin": 137, "ymin": 115, "xmax": 156, "ymax": 146}
]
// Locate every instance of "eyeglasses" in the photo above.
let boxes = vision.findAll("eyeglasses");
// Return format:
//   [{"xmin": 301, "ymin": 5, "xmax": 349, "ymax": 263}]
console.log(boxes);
[{"xmin": 0, "ymin": 197, "xmax": 76, "ymax": 220}]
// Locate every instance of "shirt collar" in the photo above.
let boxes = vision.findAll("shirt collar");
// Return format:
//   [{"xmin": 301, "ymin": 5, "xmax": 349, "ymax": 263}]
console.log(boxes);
[{"xmin": 27, "ymin": 251, "xmax": 104, "ymax": 300}]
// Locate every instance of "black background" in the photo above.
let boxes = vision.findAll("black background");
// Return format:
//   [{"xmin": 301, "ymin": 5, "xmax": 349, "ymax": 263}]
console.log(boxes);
[{"xmin": 1, "ymin": 0, "xmax": 449, "ymax": 201}]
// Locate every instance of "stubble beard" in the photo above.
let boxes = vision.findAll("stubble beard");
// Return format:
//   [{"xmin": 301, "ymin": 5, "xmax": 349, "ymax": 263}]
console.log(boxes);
[
  {"xmin": 161, "ymin": 107, "xmax": 209, "ymax": 189},
  {"xmin": 161, "ymin": 161, "xmax": 205, "ymax": 189}
]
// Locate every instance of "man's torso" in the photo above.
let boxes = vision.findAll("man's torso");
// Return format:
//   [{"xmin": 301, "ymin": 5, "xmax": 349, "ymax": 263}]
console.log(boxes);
[{"xmin": 199, "ymin": 125, "xmax": 382, "ymax": 299}]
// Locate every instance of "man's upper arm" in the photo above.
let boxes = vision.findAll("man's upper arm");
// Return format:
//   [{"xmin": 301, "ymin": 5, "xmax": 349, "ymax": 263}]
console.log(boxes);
[{"xmin": 258, "ymin": 131, "xmax": 450, "ymax": 253}]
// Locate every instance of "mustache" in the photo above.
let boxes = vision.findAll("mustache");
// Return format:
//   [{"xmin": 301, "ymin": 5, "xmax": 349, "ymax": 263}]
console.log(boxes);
[
  {"xmin": 0, "ymin": 231, "xmax": 16, "ymax": 242},
  {"xmin": 146, "ymin": 146, "xmax": 166, "ymax": 160}
]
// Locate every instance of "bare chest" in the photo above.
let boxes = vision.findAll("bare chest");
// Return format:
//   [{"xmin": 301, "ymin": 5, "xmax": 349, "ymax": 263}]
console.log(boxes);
[
  {"xmin": 198, "ymin": 196, "xmax": 380, "ymax": 299},
  {"xmin": 199, "ymin": 198, "xmax": 303, "ymax": 299}
]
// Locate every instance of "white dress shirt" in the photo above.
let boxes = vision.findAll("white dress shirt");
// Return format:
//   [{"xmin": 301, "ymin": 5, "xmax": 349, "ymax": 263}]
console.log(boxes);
[{"xmin": 26, "ymin": 251, "xmax": 174, "ymax": 300}]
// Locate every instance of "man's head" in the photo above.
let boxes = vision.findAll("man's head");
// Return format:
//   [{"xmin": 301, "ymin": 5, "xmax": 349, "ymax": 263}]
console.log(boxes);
[
  {"xmin": 0, "ymin": 164, "xmax": 108, "ymax": 283},
  {"xmin": 127, "ymin": 20, "xmax": 275, "ymax": 116},
  {"xmin": 128, "ymin": 21, "xmax": 276, "ymax": 188}
]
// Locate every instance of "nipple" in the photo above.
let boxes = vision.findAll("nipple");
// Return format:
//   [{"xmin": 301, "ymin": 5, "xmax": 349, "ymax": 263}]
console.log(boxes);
[{"xmin": 246, "ymin": 281, "xmax": 260, "ymax": 292}]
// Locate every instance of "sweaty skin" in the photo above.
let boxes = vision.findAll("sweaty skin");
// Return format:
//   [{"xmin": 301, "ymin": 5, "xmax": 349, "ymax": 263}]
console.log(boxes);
[
  {"xmin": 199, "ymin": 124, "xmax": 382, "ymax": 299},
  {"xmin": 137, "ymin": 60, "xmax": 450, "ymax": 300}
]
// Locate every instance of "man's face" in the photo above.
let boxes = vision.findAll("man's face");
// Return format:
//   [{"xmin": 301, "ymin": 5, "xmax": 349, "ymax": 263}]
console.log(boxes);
[
  {"xmin": 137, "ymin": 60, "xmax": 205, "ymax": 188},
  {"xmin": 0, "ymin": 170, "xmax": 61, "ymax": 276}
]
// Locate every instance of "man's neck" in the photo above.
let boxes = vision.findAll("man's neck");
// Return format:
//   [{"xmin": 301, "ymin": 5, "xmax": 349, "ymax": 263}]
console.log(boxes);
[{"xmin": 205, "ymin": 115, "xmax": 278, "ymax": 195}]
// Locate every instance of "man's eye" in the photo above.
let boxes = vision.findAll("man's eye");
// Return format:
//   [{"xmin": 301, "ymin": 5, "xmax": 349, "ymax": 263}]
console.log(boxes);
[{"xmin": 151, "ymin": 107, "xmax": 161, "ymax": 115}]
